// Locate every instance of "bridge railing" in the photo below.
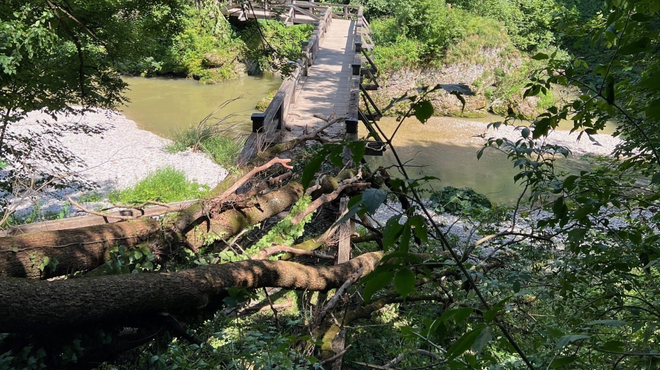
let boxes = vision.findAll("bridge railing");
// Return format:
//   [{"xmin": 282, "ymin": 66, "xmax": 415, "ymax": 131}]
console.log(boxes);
[
  {"xmin": 237, "ymin": 6, "xmax": 334, "ymax": 165},
  {"xmin": 347, "ymin": 6, "xmax": 385, "ymax": 156},
  {"xmin": 224, "ymin": 0, "xmax": 358, "ymax": 24}
]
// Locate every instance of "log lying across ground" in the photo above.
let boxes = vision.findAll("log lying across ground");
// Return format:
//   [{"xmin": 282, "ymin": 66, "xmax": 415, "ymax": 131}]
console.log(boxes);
[
  {"xmin": 0, "ymin": 181, "xmax": 304, "ymax": 279},
  {"xmin": 0, "ymin": 251, "xmax": 383, "ymax": 333}
]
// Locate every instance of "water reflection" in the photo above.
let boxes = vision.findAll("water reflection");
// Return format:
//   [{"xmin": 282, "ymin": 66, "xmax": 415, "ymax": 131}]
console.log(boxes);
[{"xmin": 120, "ymin": 75, "xmax": 281, "ymax": 138}]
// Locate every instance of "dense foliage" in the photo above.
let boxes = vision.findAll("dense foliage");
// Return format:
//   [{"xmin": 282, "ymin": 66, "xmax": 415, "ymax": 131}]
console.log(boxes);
[{"xmin": 0, "ymin": 0, "xmax": 187, "ymax": 224}]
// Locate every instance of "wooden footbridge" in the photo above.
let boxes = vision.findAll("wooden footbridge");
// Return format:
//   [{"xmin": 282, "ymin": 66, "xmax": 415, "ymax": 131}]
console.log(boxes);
[{"xmin": 228, "ymin": 1, "xmax": 385, "ymax": 164}]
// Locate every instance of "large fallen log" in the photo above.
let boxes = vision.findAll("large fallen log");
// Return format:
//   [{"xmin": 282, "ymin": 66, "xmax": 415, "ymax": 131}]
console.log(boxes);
[
  {"xmin": 0, "ymin": 251, "xmax": 383, "ymax": 333},
  {"xmin": 0, "ymin": 182, "xmax": 304, "ymax": 279}
]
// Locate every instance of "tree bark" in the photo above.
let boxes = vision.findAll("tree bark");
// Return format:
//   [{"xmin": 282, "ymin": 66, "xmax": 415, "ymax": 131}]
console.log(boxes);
[
  {"xmin": 0, "ymin": 251, "xmax": 383, "ymax": 333},
  {"xmin": 0, "ymin": 182, "xmax": 304, "ymax": 279},
  {"xmin": 0, "ymin": 219, "xmax": 161, "ymax": 279}
]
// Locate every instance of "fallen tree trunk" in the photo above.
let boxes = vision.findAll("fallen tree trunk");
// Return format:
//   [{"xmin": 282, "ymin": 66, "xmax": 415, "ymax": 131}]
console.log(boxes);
[
  {"xmin": 0, "ymin": 251, "xmax": 383, "ymax": 333},
  {"xmin": 0, "ymin": 182, "xmax": 304, "ymax": 279},
  {"xmin": 0, "ymin": 219, "xmax": 162, "ymax": 279}
]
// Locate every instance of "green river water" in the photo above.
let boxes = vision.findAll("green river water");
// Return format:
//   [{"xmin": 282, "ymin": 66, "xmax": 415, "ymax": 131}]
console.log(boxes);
[
  {"xmin": 121, "ymin": 77, "xmax": 602, "ymax": 204},
  {"xmin": 121, "ymin": 75, "xmax": 282, "ymax": 137}
]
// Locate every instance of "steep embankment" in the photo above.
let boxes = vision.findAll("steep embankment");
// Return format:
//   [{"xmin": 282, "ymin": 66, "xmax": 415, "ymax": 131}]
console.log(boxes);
[{"xmin": 368, "ymin": 8, "xmax": 549, "ymax": 118}]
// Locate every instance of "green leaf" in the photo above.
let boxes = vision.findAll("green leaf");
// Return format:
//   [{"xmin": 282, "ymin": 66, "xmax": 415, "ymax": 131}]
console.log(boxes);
[
  {"xmin": 328, "ymin": 146, "xmax": 344, "ymax": 168},
  {"xmin": 408, "ymin": 215, "xmax": 428, "ymax": 242},
  {"xmin": 521, "ymin": 127, "xmax": 530, "ymax": 138},
  {"xmin": 471, "ymin": 326, "xmax": 493, "ymax": 354},
  {"xmin": 550, "ymin": 356, "xmax": 577, "ymax": 368},
  {"xmin": 533, "ymin": 118, "xmax": 551, "ymax": 138},
  {"xmin": 302, "ymin": 149, "xmax": 328, "ymax": 190},
  {"xmin": 567, "ymin": 228, "xmax": 587, "ymax": 242},
  {"xmin": 363, "ymin": 270, "xmax": 394, "ymax": 302},
  {"xmin": 599, "ymin": 340, "xmax": 626, "ymax": 352},
  {"xmin": 394, "ymin": 267, "xmax": 415, "ymax": 299},
  {"xmin": 333, "ymin": 194, "xmax": 363, "ymax": 226},
  {"xmin": 531, "ymin": 52, "xmax": 549, "ymax": 60},
  {"xmin": 361, "ymin": 188, "xmax": 387, "ymax": 214},
  {"xmin": 645, "ymin": 99, "xmax": 660, "ymax": 121},
  {"xmin": 652, "ymin": 172, "xmax": 660, "ymax": 184},
  {"xmin": 347, "ymin": 141, "xmax": 366, "ymax": 164},
  {"xmin": 618, "ymin": 37, "xmax": 650, "ymax": 55},
  {"xmin": 556, "ymin": 334, "xmax": 590, "ymax": 349},
  {"xmin": 399, "ymin": 223, "xmax": 412, "ymax": 252},
  {"xmin": 447, "ymin": 324, "xmax": 486, "ymax": 360},
  {"xmin": 382, "ymin": 216, "xmax": 403, "ymax": 251},
  {"xmin": 483, "ymin": 299, "xmax": 507, "ymax": 322},
  {"xmin": 413, "ymin": 100, "xmax": 434, "ymax": 123},
  {"xmin": 552, "ymin": 197, "xmax": 568, "ymax": 220},
  {"xmin": 439, "ymin": 307, "xmax": 473, "ymax": 324},
  {"xmin": 563, "ymin": 175, "xmax": 579, "ymax": 190}
]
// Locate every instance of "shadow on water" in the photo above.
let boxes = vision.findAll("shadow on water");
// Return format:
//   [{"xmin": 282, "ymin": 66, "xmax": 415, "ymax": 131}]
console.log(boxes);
[{"xmin": 120, "ymin": 75, "xmax": 282, "ymax": 138}]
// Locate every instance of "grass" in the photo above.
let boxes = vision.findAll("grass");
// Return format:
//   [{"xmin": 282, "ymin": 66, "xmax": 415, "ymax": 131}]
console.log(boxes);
[
  {"xmin": 200, "ymin": 136, "xmax": 244, "ymax": 170},
  {"xmin": 166, "ymin": 98, "xmax": 245, "ymax": 172},
  {"xmin": 108, "ymin": 167, "xmax": 208, "ymax": 205}
]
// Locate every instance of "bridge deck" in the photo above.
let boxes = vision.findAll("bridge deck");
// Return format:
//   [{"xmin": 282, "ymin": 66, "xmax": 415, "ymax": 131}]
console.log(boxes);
[{"xmin": 285, "ymin": 18, "xmax": 355, "ymax": 140}]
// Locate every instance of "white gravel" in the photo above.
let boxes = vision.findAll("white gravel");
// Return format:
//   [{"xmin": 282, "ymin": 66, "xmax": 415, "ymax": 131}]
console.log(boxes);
[{"xmin": 5, "ymin": 109, "xmax": 228, "ymax": 217}]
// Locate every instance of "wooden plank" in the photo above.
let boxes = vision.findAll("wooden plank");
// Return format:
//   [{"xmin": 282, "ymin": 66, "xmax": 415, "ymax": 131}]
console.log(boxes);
[{"xmin": 337, "ymin": 197, "xmax": 352, "ymax": 264}]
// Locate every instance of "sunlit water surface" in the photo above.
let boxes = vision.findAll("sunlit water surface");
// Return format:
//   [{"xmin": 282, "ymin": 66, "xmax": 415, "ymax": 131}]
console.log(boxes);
[{"xmin": 121, "ymin": 77, "xmax": 603, "ymax": 204}]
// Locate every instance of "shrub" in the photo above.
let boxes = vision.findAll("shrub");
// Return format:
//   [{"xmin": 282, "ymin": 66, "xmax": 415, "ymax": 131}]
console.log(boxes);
[
  {"xmin": 429, "ymin": 186, "xmax": 493, "ymax": 215},
  {"xmin": 241, "ymin": 20, "xmax": 313, "ymax": 75}
]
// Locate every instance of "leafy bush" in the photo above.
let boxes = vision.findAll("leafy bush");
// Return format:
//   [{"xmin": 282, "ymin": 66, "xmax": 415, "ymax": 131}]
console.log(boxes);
[
  {"xmin": 429, "ymin": 186, "xmax": 493, "ymax": 215},
  {"xmin": 241, "ymin": 20, "xmax": 313, "ymax": 75},
  {"xmin": 165, "ymin": 5, "xmax": 245, "ymax": 83},
  {"xmin": 451, "ymin": 0, "xmax": 558, "ymax": 51},
  {"xmin": 108, "ymin": 167, "xmax": 208, "ymax": 205},
  {"xmin": 370, "ymin": 0, "xmax": 470, "ymax": 67}
]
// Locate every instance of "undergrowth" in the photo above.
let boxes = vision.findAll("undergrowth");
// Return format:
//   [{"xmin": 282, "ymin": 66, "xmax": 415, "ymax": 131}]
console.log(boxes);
[{"xmin": 108, "ymin": 167, "xmax": 208, "ymax": 205}]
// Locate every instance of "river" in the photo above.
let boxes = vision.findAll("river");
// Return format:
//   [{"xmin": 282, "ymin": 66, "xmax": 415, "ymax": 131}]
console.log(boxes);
[
  {"xmin": 121, "ymin": 75, "xmax": 282, "ymax": 137},
  {"xmin": 121, "ymin": 77, "xmax": 607, "ymax": 204}
]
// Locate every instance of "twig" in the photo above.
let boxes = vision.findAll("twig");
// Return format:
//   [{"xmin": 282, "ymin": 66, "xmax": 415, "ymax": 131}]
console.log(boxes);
[
  {"xmin": 218, "ymin": 157, "xmax": 292, "ymax": 200},
  {"xmin": 109, "ymin": 200, "xmax": 171, "ymax": 210},
  {"xmin": 291, "ymin": 180, "xmax": 369, "ymax": 225},
  {"xmin": 315, "ymin": 268, "xmax": 363, "ymax": 327},
  {"xmin": 66, "ymin": 195, "xmax": 134, "ymax": 220},
  {"xmin": 319, "ymin": 345, "xmax": 352, "ymax": 365},
  {"xmin": 255, "ymin": 245, "xmax": 334, "ymax": 260},
  {"xmin": 268, "ymin": 171, "xmax": 293, "ymax": 185}
]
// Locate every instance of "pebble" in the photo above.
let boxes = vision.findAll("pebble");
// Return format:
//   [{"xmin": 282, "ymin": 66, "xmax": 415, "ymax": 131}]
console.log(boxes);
[{"xmin": 5, "ymin": 109, "xmax": 228, "ymax": 218}]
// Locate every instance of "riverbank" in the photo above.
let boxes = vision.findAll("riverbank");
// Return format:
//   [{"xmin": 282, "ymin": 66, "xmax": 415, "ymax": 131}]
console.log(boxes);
[
  {"xmin": 4, "ymin": 108, "xmax": 621, "ymax": 222},
  {"xmin": 6, "ymin": 109, "xmax": 228, "ymax": 218}
]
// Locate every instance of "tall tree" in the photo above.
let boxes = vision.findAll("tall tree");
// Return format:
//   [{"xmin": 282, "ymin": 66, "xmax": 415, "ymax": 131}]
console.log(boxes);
[{"xmin": 0, "ymin": 0, "xmax": 184, "ymax": 219}]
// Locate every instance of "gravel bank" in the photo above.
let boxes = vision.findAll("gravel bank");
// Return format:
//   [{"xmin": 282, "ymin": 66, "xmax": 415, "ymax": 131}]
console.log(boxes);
[
  {"xmin": 423, "ymin": 116, "xmax": 621, "ymax": 157},
  {"xmin": 6, "ymin": 109, "xmax": 228, "ymax": 216}
]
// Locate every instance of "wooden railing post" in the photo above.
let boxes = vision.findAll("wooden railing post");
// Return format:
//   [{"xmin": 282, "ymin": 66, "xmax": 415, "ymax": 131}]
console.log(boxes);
[{"xmin": 251, "ymin": 113, "xmax": 265, "ymax": 133}]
